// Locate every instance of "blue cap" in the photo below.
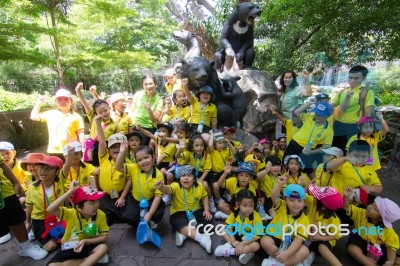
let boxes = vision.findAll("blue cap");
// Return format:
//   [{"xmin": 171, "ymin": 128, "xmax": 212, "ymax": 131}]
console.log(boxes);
[
  {"xmin": 284, "ymin": 184, "xmax": 306, "ymax": 200},
  {"xmin": 196, "ymin": 85, "xmax": 214, "ymax": 97},
  {"xmin": 311, "ymin": 102, "xmax": 334, "ymax": 117},
  {"xmin": 234, "ymin": 162, "xmax": 256, "ymax": 177}
]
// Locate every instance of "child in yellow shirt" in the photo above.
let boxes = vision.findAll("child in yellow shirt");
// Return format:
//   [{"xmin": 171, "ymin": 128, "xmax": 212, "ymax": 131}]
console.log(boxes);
[
  {"xmin": 125, "ymin": 131, "xmax": 142, "ymax": 163},
  {"xmin": 283, "ymin": 155, "xmax": 310, "ymax": 188},
  {"xmin": 0, "ymin": 141, "xmax": 29, "ymax": 185},
  {"xmin": 314, "ymin": 147, "xmax": 343, "ymax": 187}
]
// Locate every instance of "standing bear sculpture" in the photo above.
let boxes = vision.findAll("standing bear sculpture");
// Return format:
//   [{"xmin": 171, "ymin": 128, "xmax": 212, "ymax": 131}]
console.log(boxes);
[{"xmin": 172, "ymin": 30, "xmax": 202, "ymax": 62}]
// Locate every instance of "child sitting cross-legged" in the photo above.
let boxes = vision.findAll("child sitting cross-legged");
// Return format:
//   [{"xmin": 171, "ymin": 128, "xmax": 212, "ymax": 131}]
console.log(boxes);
[
  {"xmin": 214, "ymin": 189, "xmax": 261, "ymax": 265},
  {"xmin": 46, "ymin": 182, "xmax": 109, "ymax": 266},
  {"xmin": 154, "ymin": 165, "xmax": 213, "ymax": 253}
]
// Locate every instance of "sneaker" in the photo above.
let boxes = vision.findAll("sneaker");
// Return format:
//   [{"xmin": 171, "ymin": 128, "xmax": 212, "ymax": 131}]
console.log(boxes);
[
  {"xmin": 214, "ymin": 242, "xmax": 232, "ymax": 257},
  {"xmin": 175, "ymin": 231, "xmax": 187, "ymax": 247},
  {"xmin": 149, "ymin": 220, "xmax": 158, "ymax": 229},
  {"xmin": 261, "ymin": 213, "xmax": 272, "ymax": 221},
  {"xmin": 18, "ymin": 243, "xmax": 48, "ymax": 260},
  {"xmin": 262, "ymin": 257, "xmax": 283, "ymax": 266},
  {"xmin": 295, "ymin": 251, "xmax": 315, "ymax": 266},
  {"xmin": 98, "ymin": 254, "xmax": 109, "ymax": 264},
  {"xmin": 0, "ymin": 233, "xmax": 11, "ymax": 244},
  {"xmin": 28, "ymin": 229, "xmax": 35, "ymax": 242},
  {"xmin": 199, "ymin": 234, "xmax": 212, "ymax": 253},
  {"xmin": 209, "ymin": 198, "xmax": 217, "ymax": 213},
  {"xmin": 214, "ymin": 211, "xmax": 229, "ymax": 220},
  {"xmin": 223, "ymin": 191, "xmax": 232, "ymax": 202},
  {"xmin": 163, "ymin": 194, "xmax": 172, "ymax": 205},
  {"xmin": 239, "ymin": 252, "xmax": 255, "ymax": 264}
]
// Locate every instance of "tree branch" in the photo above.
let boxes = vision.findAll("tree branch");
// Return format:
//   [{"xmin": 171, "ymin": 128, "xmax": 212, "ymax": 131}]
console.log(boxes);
[{"xmin": 294, "ymin": 25, "xmax": 321, "ymax": 50}]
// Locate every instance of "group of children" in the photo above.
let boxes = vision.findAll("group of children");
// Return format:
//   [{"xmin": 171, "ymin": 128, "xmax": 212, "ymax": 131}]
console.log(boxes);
[{"xmin": 0, "ymin": 70, "xmax": 399, "ymax": 266}]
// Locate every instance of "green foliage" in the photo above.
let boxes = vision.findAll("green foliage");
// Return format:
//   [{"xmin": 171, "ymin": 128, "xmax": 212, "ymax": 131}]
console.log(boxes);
[
  {"xmin": 0, "ymin": 86, "xmax": 54, "ymax": 112},
  {"xmin": 376, "ymin": 67, "xmax": 400, "ymax": 106}
]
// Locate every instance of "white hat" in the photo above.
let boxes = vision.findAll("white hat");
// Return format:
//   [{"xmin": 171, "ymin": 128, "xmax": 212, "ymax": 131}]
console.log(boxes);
[
  {"xmin": 55, "ymin": 88, "xmax": 72, "ymax": 99},
  {"xmin": 0, "ymin": 141, "xmax": 14, "ymax": 150},
  {"xmin": 107, "ymin": 133, "xmax": 127, "ymax": 148},
  {"xmin": 63, "ymin": 141, "xmax": 83, "ymax": 156},
  {"xmin": 321, "ymin": 147, "xmax": 344, "ymax": 158},
  {"xmin": 109, "ymin": 93, "xmax": 125, "ymax": 106}
]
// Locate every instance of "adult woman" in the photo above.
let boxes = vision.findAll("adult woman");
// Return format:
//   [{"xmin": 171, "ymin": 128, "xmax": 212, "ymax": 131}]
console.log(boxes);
[
  {"xmin": 278, "ymin": 70, "xmax": 312, "ymax": 120},
  {"xmin": 129, "ymin": 74, "xmax": 163, "ymax": 145},
  {"xmin": 30, "ymin": 88, "xmax": 85, "ymax": 158}
]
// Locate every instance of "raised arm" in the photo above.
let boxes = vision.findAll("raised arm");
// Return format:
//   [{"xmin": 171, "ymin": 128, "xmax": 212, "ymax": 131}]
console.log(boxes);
[
  {"xmin": 217, "ymin": 164, "xmax": 232, "ymax": 188},
  {"xmin": 302, "ymin": 71, "xmax": 312, "ymax": 97},
  {"xmin": 62, "ymin": 146, "xmax": 75, "ymax": 179},
  {"xmin": 95, "ymin": 114, "xmax": 107, "ymax": 156},
  {"xmin": 30, "ymin": 95, "xmax": 46, "ymax": 121},
  {"xmin": 271, "ymin": 174, "xmax": 287, "ymax": 207},
  {"xmin": 270, "ymin": 105, "xmax": 285, "ymax": 123},
  {"xmin": 114, "ymin": 141, "xmax": 128, "ymax": 173},
  {"xmin": 75, "ymin": 82, "xmax": 92, "ymax": 114},
  {"xmin": 154, "ymin": 180, "xmax": 172, "ymax": 195},
  {"xmin": 377, "ymin": 111, "xmax": 389, "ymax": 137},
  {"xmin": 135, "ymin": 125, "xmax": 157, "ymax": 141},
  {"xmin": 325, "ymin": 157, "xmax": 347, "ymax": 172},
  {"xmin": 89, "ymin": 85, "xmax": 100, "ymax": 100},
  {"xmin": 47, "ymin": 181, "xmax": 79, "ymax": 217},
  {"xmin": 181, "ymin": 78, "xmax": 194, "ymax": 103},
  {"xmin": 207, "ymin": 130, "xmax": 214, "ymax": 153}
]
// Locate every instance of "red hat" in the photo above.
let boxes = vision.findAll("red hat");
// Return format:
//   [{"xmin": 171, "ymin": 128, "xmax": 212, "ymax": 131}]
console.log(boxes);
[
  {"xmin": 221, "ymin": 127, "xmax": 236, "ymax": 134},
  {"xmin": 20, "ymin": 153, "xmax": 48, "ymax": 171},
  {"xmin": 71, "ymin": 185, "xmax": 105, "ymax": 205},
  {"xmin": 307, "ymin": 183, "xmax": 343, "ymax": 210},
  {"xmin": 38, "ymin": 156, "xmax": 64, "ymax": 169}
]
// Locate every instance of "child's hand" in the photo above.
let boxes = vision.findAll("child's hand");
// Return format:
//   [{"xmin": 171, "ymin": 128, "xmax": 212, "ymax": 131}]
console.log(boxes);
[
  {"xmin": 75, "ymin": 82, "xmax": 83, "ymax": 92},
  {"xmin": 178, "ymin": 139, "xmax": 186, "ymax": 149},
  {"xmin": 95, "ymin": 114, "xmax": 103, "ymax": 122},
  {"xmin": 275, "ymin": 250, "xmax": 288, "ymax": 263},
  {"xmin": 181, "ymin": 78, "xmax": 188, "ymax": 88},
  {"xmin": 344, "ymin": 186, "xmax": 353, "ymax": 198},
  {"xmin": 272, "ymin": 140, "xmax": 278, "ymax": 148},
  {"xmin": 144, "ymin": 102, "xmax": 151, "ymax": 110},
  {"xmin": 345, "ymin": 90, "xmax": 354, "ymax": 99},
  {"xmin": 203, "ymin": 210, "xmax": 212, "ymax": 221},
  {"xmin": 37, "ymin": 95, "xmax": 46, "ymax": 105},
  {"xmin": 66, "ymin": 145, "xmax": 75, "ymax": 158},
  {"xmin": 309, "ymin": 233, "xmax": 324, "ymax": 241},
  {"xmin": 115, "ymin": 197, "xmax": 125, "ymax": 207},
  {"xmin": 73, "ymin": 239, "xmax": 86, "ymax": 253},
  {"xmin": 119, "ymin": 140, "xmax": 128, "ymax": 153},
  {"xmin": 144, "ymin": 212, "xmax": 151, "ymax": 223},
  {"xmin": 299, "ymin": 176, "xmax": 306, "ymax": 186},
  {"xmin": 266, "ymin": 161, "xmax": 272, "ymax": 171},
  {"xmin": 277, "ymin": 174, "xmax": 287, "ymax": 185},
  {"xmin": 235, "ymin": 241, "xmax": 245, "ymax": 256},
  {"xmin": 224, "ymin": 163, "xmax": 232, "ymax": 174},
  {"xmin": 69, "ymin": 181, "xmax": 79, "ymax": 192},
  {"xmin": 89, "ymin": 85, "xmax": 97, "ymax": 94},
  {"xmin": 154, "ymin": 180, "xmax": 163, "ymax": 189}
]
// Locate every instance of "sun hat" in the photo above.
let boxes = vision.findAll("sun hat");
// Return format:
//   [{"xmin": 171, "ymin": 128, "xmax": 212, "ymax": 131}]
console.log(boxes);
[
  {"xmin": 38, "ymin": 156, "xmax": 64, "ymax": 169},
  {"xmin": 176, "ymin": 165, "xmax": 195, "ymax": 179},
  {"xmin": 107, "ymin": 133, "xmax": 127, "ymax": 148},
  {"xmin": 307, "ymin": 183, "xmax": 343, "ymax": 210},
  {"xmin": 357, "ymin": 116, "xmax": 375, "ymax": 126},
  {"xmin": 20, "ymin": 153, "xmax": 48, "ymax": 171},
  {"xmin": 109, "ymin": 93, "xmax": 125, "ymax": 106},
  {"xmin": 157, "ymin": 122, "xmax": 174, "ymax": 134},
  {"xmin": 71, "ymin": 185, "xmax": 105, "ymax": 205},
  {"xmin": 311, "ymin": 102, "xmax": 334, "ymax": 117},
  {"xmin": 62, "ymin": 141, "xmax": 83, "ymax": 156},
  {"xmin": 125, "ymin": 131, "xmax": 143, "ymax": 142},
  {"xmin": 375, "ymin": 197, "xmax": 400, "ymax": 228},
  {"xmin": 221, "ymin": 127, "xmax": 236, "ymax": 135},
  {"xmin": 0, "ymin": 141, "xmax": 15, "ymax": 151},
  {"xmin": 284, "ymin": 184, "xmax": 306, "ymax": 200},
  {"xmin": 321, "ymin": 147, "xmax": 344, "ymax": 158},
  {"xmin": 196, "ymin": 85, "xmax": 214, "ymax": 97},
  {"xmin": 283, "ymin": 155, "xmax": 305, "ymax": 170},
  {"xmin": 55, "ymin": 88, "xmax": 72, "ymax": 99},
  {"xmin": 234, "ymin": 162, "xmax": 256, "ymax": 177},
  {"xmin": 213, "ymin": 131, "xmax": 225, "ymax": 142}
]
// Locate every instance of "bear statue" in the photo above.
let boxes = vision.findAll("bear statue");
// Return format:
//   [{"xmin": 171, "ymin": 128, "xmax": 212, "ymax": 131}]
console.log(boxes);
[
  {"xmin": 172, "ymin": 30, "xmax": 202, "ymax": 61},
  {"xmin": 220, "ymin": 75, "xmax": 247, "ymax": 128},
  {"xmin": 214, "ymin": 2, "xmax": 261, "ymax": 72}
]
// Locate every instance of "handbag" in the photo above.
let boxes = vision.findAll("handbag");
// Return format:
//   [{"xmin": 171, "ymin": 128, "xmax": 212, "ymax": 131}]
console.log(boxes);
[{"xmin": 83, "ymin": 138, "xmax": 97, "ymax": 163}]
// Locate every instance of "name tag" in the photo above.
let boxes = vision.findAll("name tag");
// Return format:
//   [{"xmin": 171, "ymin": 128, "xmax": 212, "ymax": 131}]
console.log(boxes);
[{"xmin": 61, "ymin": 240, "xmax": 79, "ymax": 250}]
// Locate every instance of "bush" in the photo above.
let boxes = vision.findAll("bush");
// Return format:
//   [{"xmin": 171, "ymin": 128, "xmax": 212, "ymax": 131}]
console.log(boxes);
[
  {"xmin": 0, "ymin": 87, "xmax": 53, "ymax": 112},
  {"xmin": 376, "ymin": 67, "xmax": 400, "ymax": 106}
]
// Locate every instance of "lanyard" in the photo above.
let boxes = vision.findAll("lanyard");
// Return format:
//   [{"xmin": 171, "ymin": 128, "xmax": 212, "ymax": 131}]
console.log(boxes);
[
  {"xmin": 182, "ymin": 185, "xmax": 197, "ymax": 212},
  {"xmin": 306, "ymin": 122, "xmax": 327, "ymax": 147},
  {"xmin": 352, "ymin": 165, "xmax": 365, "ymax": 183},
  {"xmin": 137, "ymin": 169, "xmax": 152, "ymax": 200},
  {"xmin": 69, "ymin": 166, "xmax": 80, "ymax": 184},
  {"xmin": 42, "ymin": 182, "xmax": 57, "ymax": 217},
  {"xmin": 217, "ymin": 150, "xmax": 226, "ymax": 165},
  {"xmin": 76, "ymin": 209, "xmax": 93, "ymax": 232},
  {"xmin": 194, "ymin": 153, "xmax": 203, "ymax": 178},
  {"xmin": 286, "ymin": 214, "xmax": 297, "ymax": 234},
  {"xmin": 200, "ymin": 104, "xmax": 208, "ymax": 122}
]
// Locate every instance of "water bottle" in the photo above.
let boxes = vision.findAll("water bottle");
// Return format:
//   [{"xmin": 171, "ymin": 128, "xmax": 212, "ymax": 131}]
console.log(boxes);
[
  {"xmin": 139, "ymin": 199, "xmax": 149, "ymax": 221},
  {"xmin": 197, "ymin": 120, "xmax": 204, "ymax": 133},
  {"xmin": 278, "ymin": 235, "xmax": 291, "ymax": 251},
  {"xmin": 0, "ymin": 183, "xmax": 5, "ymax": 209},
  {"xmin": 186, "ymin": 211, "xmax": 197, "ymax": 226},
  {"xmin": 367, "ymin": 157, "xmax": 373, "ymax": 166}
]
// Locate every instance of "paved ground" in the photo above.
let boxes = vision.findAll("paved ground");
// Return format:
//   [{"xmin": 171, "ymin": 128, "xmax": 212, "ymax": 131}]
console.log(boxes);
[{"xmin": 1, "ymin": 148, "xmax": 399, "ymax": 265}]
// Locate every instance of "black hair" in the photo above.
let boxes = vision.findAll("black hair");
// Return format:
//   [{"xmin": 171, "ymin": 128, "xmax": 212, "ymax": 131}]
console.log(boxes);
[
  {"xmin": 348, "ymin": 139, "xmax": 370, "ymax": 153},
  {"xmin": 176, "ymin": 122, "xmax": 192, "ymax": 136},
  {"xmin": 177, "ymin": 166, "xmax": 199, "ymax": 188},
  {"xmin": 262, "ymin": 142, "xmax": 273, "ymax": 150},
  {"xmin": 266, "ymin": 156, "xmax": 281, "ymax": 166},
  {"xmin": 172, "ymin": 90, "xmax": 189, "ymax": 107},
  {"xmin": 349, "ymin": 65, "xmax": 369, "ymax": 78},
  {"xmin": 134, "ymin": 145, "xmax": 154, "ymax": 157},
  {"xmin": 187, "ymin": 134, "xmax": 206, "ymax": 152},
  {"xmin": 235, "ymin": 189, "xmax": 256, "ymax": 204},
  {"xmin": 141, "ymin": 74, "xmax": 157, "ymax": 86},
  {"xmin": 279, "ymin": 70, "xmax": 299, "ymax": 93},
  {"xmin": 316, "ymin": 200, "xmax": 336, "ymax": 219},
  {"xmin": 76, "ymin": 200, "xmax": 87, "ymax": 209},
  {"xmin": 92, "ymin": 99, "xmax": 110, "ymax": 114}
]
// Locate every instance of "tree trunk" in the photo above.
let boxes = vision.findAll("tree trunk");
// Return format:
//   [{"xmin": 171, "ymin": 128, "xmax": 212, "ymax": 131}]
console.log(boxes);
[
  {"xmin": 387, "ymin": 133, "xmax": 400, "ymax": 177},
  {"xmin": 49, "ymin": 3, "xmax": 64, "ymax": 86}
]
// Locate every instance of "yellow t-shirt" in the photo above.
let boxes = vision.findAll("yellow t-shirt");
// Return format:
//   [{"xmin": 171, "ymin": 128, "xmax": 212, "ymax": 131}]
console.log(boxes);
[
  {"xmin": 346, "ymin": 132, "xmax": 383, "ymax": 170},
  {"xmin": 210, "ymin": 148, "xmax": 233, "ymax": 173},
  {"xmin": 39, "ymin": 110, "xmax": 84, "ymax": 154},
  {"xmin": 124, "ymin": 163, "xmax": 164, "ymax": 201},
  {"xmin": 177, "ymin": 151, "xmax": 212, "ymax": 174},
  {"xmin": 286, "ymin": 173, "xmax": 311, "ymax": 188},
  {"xmin": 26, "ymin": 180, "xmax": 65, "ymax": 220},
  {"xmin": 169, "ymin": 182, "xmax": 207, "ymax": 215},
  {"xmin": 88, "ymin": 109, "xmax": 118, "ymax": 140},
  {"xmin": 293, "ymin": 113, "xmax": 333, "ymax": 148},
  {"xmin": 111, "ymin": 111, "xmax": 133, "ymax": 135},
  {"xmin": 259, "ymin": 174, "xmax": 279, "ymax": 198},
  {"xmin": 11, "ymin": 159, "xmax": 29, "ymax": 185},
  {"xmin": 305, "ymin": 195, "xmax": 341, "ymax": 247},
  {"xmin": 347, "ymin": 205, "xmax": 399, "ymax": 250},
  {"xmin": 167, "ymin": 105, "xmax": 191, "ymax": 123},
  {"xmin": 283, "ymin": 119, "xmax": 297, "ymax": 144},
  {"xmin": 157, "ymin": 137, "xmax": 176, "ymax": 163},
  {"xmin": 22, "ymin": 175, "xmax": 36, "ymax": 192},
  {"xmin": 189, "ymin": 97, "xmax": 217, "ymax": 127},
  {"xmin": 332, "ymin": 86, "xmax": 375, "ymax": 124},
  {"xmin": 59, "ymin": 207, "xmax": 109, "ymax": 243},
  {"xmin": 225, "ymin": 210, "xmax": 264, "ymax": 239},
  {"xmin": 224, "ymin": 177, "xmax": 256, "ymax": 197},
  {"xmin": 331, "ymin": 161, "xmax": 381, "ymax": 196},
  {"xmin": 0, "ymin": 154, "xmax": 15, "ymax": 198},
  {"xmin": 98, "ymin": 151, "xmax": 126, "ymax": 196},
  {"xmin": 266, "ymin": 199, "xmax": 310, "ymax": 241},
  {"xmin": 61, "ymin": 162, "xmax": 96, "ymax": 191},
  {"xmin": 315, "ymin": 163, "xmax": 334, "ymax": 187},
  {"xmin": 270, "ymin": 150, "xmax": 284, "ymax": 161}
]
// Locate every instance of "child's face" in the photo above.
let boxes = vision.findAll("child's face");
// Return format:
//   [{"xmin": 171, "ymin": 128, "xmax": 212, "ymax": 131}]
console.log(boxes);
[
  {"xmin": 314, "ymin": 115, "xmax": 328, "ymax": 124},
  {"xmin": 27, "ymin": 164, "xmax": 40, "ymax": 177},
  {"xmin": 237, "ymin": 172, "xmax": 251, "ymax": 187},
  {"xmin": 199, "ymin": 92, "xmax": 211, "ymax": 104},
  {"xmin": 158, "ymin": 127, "xmax": 171, "ymax": 137},
  {"xmin": 79, "ymin": 200, "xmax": 100, "ymax": 217},
  {"xmin": 55, "ymin": 97, "xmax": 72, "ymax": 112},
  {"xmin": 95, "ymin": 103, "xmax": 111, "ymax": 121},
  {"xmin": 253, "ymin": 150, "xmax": 262, "ymax": 160},
  {"xmin": 136, "ymin": 150, "xmax": 154, "ymax": 173},
  {"xmin": 323, "ymin": 154, "xmax": 336, "ymax": 164},
  {"xmin": 262, "ymin": 144, "xmax": 271, "ymax": 155},
  {"xmin": 361, "ymin": 122, "xmax": 374, "ymax": 135},
  {"xmin": 39, "ymin": 165, "xmax": 59, "ymax": 181},
  {"xmin": 348, "ymin": 150, "xmax": 369, "ymax": 166},
  {"xmin": 278, "ymin": 138, "xmax": 286, "ymax": 149},
  {"xmin": 215, "ymin": 140, "xmax": 225, "ymax": 151},
  {"xmin": 128, "ymin": 136, "xmax": 141, "ymax": 151},
  {"xmin": 70, "ymin": 151, "xmax": 83, "ymax": 164},
  {"xmin": 270, "ymin": 165, "xmax": 282, "ymax": 176},
  {"xmin": 223, "ymin": 132, "xmax": 234, "ymax": 140},
  {"xmin": 285, "ymin": 197, "xmax": 305, "ymax": 215},
  {"xmin": 175, "ymin": 128, "xmax": 188, "ymax": 139},
  {"xmin": 108, "ymin": 143, "xmax": 121, "ymax": 160},
  {"xmin": 164, "ymin": 97, "xmax": 172, "ymax": 106},
  {"xmin": 174, "ymin": 91, "xmax": 186, "ymax": 105},
  {"xmin": 366, "ymin": 202, "xmax": 381, "ymax": 221},
  {"xmin": 180, "ymin": 174, "xmax": 195, "ymax": 189},
  {"xmin": 238, "ymin": 198, "xmax": 255, "ymax": 217},
  {"xmin": 0, "ymin": 150, "xmax": 16, "ymax": 165},
  {"xmin": 288, "ymin": 159, "xmax": 300, "ymax": 174},
  {"xmin": 113, "ymin": 99, "xmax": 126, "ymax": 112},
  {"xmin": 192, "ymin": 138, "xmax": 205, "ymax": 154}
]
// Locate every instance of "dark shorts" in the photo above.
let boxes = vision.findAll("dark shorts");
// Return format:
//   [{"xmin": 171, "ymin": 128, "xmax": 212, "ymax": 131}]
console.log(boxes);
[
  {"xmin": 131, "ymin": 197, "xmax": 165, "ymax": 228},
  {"xmin": 0, "ymin": 194, "xmax": 26, "ymax": 236},
  {"xmin": 99, "ymin": 193, "xmax": 135, "ymax": 226},
  {"xmin": 190, "ymin": 124, "xmax": 211, "ymax": 134},
  {"xmin": 333, "ymin": 121, "xmax": 358, "ymax": 152},
  {"xmin": 46, "ymin": 244, "xmax": 97, "ymax": 265},
  {"xmin": 269, "ymin": 236, "xmax": 282, "ymax": 248},
  {"xmin": 32, "ymin": 219, "xmax": 59, "ymax": 246},
  {"xmin": 209, "ymin": 172, "xmax": 223, "ymax": 184},
  {"xmin": 158, "ymin": 162, "xmax": 170, "ymax": 171},
  {"xmin": 169, "ymin": 209, "xmax": 211, "ymax": 231},
  {"xmin": 309, "ymin": 240, "xmax": 332, "ymax": 254}
]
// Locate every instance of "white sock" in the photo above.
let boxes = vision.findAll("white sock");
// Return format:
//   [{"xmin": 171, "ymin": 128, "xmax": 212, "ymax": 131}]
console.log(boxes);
[
  {"xmin": 229, "ymin": 247, "xmax": 236, "ymax": 255},
  {"xmin": 20, "ymin": 240, "xmax": 30, "ymax": 250},
  {"xmin": 194, "ymin": 233, "xmax": 202, "ymax": 242}
]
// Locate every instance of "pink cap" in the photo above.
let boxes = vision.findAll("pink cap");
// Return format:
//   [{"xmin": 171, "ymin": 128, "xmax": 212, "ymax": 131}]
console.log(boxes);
[
  {"xmin": 357, "ymin": 116, "xmax": 375, "ymax": 126},
  {"xmin": 307, "ymin": 183, "xmax": 343, "ymax": 210},
  {"xmin": 375, "ymin": 197, "xmax": 400, "ymax": 228},
  {"xmin": 38, "ymin": 156, "xmax": 64, "ymax": 169},
  {"xmin": 259, "ymin": 138, "xmax": 270, "ymax": 145},
  {"xmin": 71, "ymin": 185, "xmax": 105, "ymax": 205},
  {"xmin": 55, "ymin": 88, "xmax": 72, "ymax": 99}
]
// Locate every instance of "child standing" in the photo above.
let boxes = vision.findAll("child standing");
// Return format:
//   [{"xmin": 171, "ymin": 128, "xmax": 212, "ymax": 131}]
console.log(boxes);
[
  {"xmin": 46, "ymin": 183, "xmax": 109, "ymax": 266},
  {"xmin": 346, "ymin": 113, "xmax": 389, "ymax": 171},
  {"xmin": 214, "ymin": 189, "xmax": 261, "ymax": 265},
  {"xmin": 315, "ymin": 147, "xmax": 343, "ymax": 187},
  {"xmin": 154, "ymin": 165, "xmax": 213, "ymax": 253},
  {"xmin": 283, "ymin": 155, "xmax": 310, "ymax": 188},
  {"xmin": 110, "ymin": 92, "xmax": 133, "ymax": 135},
  {"xmin": 343, "ymin": 187, "xmax": 400, "ymax": 266}
]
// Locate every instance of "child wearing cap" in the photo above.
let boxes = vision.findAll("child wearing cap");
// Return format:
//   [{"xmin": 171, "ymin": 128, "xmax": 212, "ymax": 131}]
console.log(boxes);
[
  {"xmin": 0, "ymin": 153, "xmax": 49, "ymax": 259},
  {"xmin": 25, "ymin": 156, "xmax": 66, "ymax": 252},
  {"xmin": 244, "ymin": 143, "xmax": 266, "ymax": 174},
  {"xmin": 0, "ymin": 141, "xmax": 29, "ymax": 186},
  {"xmin": 214, "ymin": 189, "xmax": 262, "ymax": 264},
  {"xmin": 110, "ymin": 92, "xmax": 134, "ymax": 135},
  {"xmin": 154, "ymin": 165, "xmax": 213, "ymax": 253},
  {"xmin": 283, "ymin": 155, "xmax": 310, "ymax": 188},
  {"xmin": 343, "ymin": 187, "xmax": 400, "ymax": 266},
  {"xmin": 95, "ymin": 116, "xmax": 135, "ymax": 226},
  {"xmin": 260, "ymin": 178, "xmax": 311, "ymax": 266},
  {"xmin": 46, "ymin": 183, "xmax": 109, "ymax": 265},
  {"xmin": 30, "ymin": 88, "xmax": 85, "ymax": 157},
  {"xmin": 306, "ymin": 184, "xmax": 343, "ymax": 265},
  {"xmin": 115, "ymin": 145, "xmax": 166, "ymax": 229},
  {"xmin": 315, "ymin": 147, "xmax": 343, "ymax": 187},
  {"xmin": 222, "ymin": 127, "xmax": 245, "ymax": 151},
  {"xmin": 346, "ymin": 113, "xmax": 389, "ymax": 171},
  {"xmin": 214, "ymin": 162, "xmax": 257, "ymax": 220}
]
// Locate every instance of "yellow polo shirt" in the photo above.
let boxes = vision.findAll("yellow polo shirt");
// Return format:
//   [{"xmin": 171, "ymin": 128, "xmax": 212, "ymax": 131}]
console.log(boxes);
[
  {"xmin": 177, "ymin": 151, "xmax": 212, "ymax": 173},
  {"xmin": 223, "ymin": 177, "xmax": 256, "ymax": 197},
  {"xmin": 210, "ymin": 148, "xmax": 233, "ymax": 173},
  {"xmin": 98, "ymin": 151, "xmax": 126, "ymax": 196},
  {"xmin": 346, "ymin": 132, "xmax": 384, "ymax": 170},
  {"xmin": 259, "ymin": 174, "xmax": 279, "ymax": 198},
  {"xmin": 169, "ymin": 181, "xmax": 207, "ymax": 215},
  {"xmin": 225, "ymin": 210, "xmax": 264, "ymax": 238},
  {"xmin": 293, "ymin": 113, "xmax": 333, "ymax": 148},
  {"xmin": 88, "ymin": 110, "xmax": 118, "ymax": 140},
  {"xmin": 189, "ymin": 97, "xmax": 217, "ymax": 127},
  {"xmin": 62, "ymin": 162, "xmax": 96, "ymax": 191},
  {"xmin": 11, "ymin": 159, "xmax": 29, "ymax": 185},
  {"xmin": 0, "ymin": 154, "xmax": 15, "ymax": 198},
  {"xmin": 315, "ymin": 163, "xmax": 334, "ymax": 187},
  {"xmin": 111, "ymin": 111, "xmax": 133, "ymax": 135},
  {"xmin": 157, "ymin": 137, "xmax": 176, "ymax": 163},
  {"xmin": 168, "ymin": 105, "xmax": 191, "ymax": 122}
]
